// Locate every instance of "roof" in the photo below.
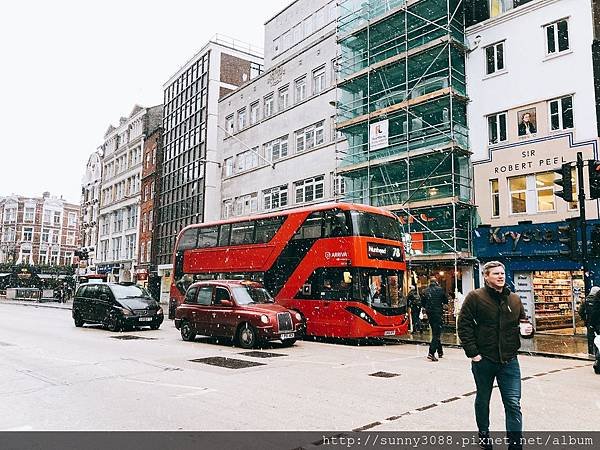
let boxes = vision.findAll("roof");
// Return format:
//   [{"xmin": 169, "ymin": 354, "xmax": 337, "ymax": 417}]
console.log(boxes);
[{"xmin": 190, "ymin": 280, "xmax": 262, "ymax": 288}]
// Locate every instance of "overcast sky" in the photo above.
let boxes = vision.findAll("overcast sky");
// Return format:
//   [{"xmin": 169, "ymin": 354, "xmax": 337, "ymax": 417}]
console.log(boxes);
[{"xmin": 0, "ymin": 0, "xmax": 290, "ymax": 204}]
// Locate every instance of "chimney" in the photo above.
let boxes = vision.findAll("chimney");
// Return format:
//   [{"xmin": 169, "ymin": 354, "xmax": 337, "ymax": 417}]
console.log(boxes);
[{"xmin": 42, "ymin": 191, "xmax": 50, "ymax": 199}]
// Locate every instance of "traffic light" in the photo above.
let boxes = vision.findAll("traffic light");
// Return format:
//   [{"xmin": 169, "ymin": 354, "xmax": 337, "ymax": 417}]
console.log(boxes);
[
  {"xmin": 558, "ymin": 220, "xmax": 578, "ymax": 259},
  {"xmin": 589, "ymin": 160, "xmax": 600, "ymax": 200},
  {"xmin": 554, "ymin": 162, "xmax": 574, "ymax": 202}
]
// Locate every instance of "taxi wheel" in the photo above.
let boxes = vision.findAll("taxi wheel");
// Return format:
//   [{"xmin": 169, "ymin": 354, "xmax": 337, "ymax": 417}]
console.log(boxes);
[
  {"xmin": 73, "ymin": 313, "xmax": 84, "ymax": 328},
  {"xmin": 150, "ymin": 323, "xmax": 160, "ymax": 330},
  {"xmin": 107, "ymin": 315, "xmax": 121, "ymax": 332},
  {"xmin": 281, "ymin": 338, "xmax": 296, "ymax": 347},
  {"xmin": 236, "ymin": 323, "xmax": 258, "ymax": 349},
  {"xmin": 180, "ymin": 321, "xmax": 196, "ymax": 342}
]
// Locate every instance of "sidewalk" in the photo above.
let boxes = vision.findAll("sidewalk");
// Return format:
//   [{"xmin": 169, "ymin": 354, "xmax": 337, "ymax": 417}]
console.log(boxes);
[
  {"xmin": 0, "ymin": 297, "xmax": 73, "ymax": 310},
  {"xmin": 397, "ymin": 329, "xmax": 594, "ymax": 361}
]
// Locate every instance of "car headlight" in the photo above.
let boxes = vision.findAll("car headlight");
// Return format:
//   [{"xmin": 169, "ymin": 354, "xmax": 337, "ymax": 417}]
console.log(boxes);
[
  {"xmin": 156, "ymin": 307, "xmax": 163, "ymax": 315},
  {"xmin": 295, "ymin": 312, "xmax": 302, "ymax": 321},
  {"xmin": 119, "ymin": 307, "xmax": 133, "ymax": 316},
  {"xmin": 260, "ymin": 314, "xmax": 269, "ymax": 324}
]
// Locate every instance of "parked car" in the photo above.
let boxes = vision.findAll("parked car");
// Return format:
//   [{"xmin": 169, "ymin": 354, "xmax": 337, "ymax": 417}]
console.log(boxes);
[
  {"xmin": 72, "ymin": 282, "xmax": 163, "ymax": 331},
  {"xmin": 174, "ymin": 280, "xmax": 304, "ymax": 348}
]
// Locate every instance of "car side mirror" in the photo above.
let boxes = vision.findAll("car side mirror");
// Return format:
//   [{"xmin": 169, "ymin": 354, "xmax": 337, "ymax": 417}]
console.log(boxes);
[
  {"xmin": 99, "ymin": 294, "xmax": 109, "ymax": 301},
  {"xmin": 220, "ymin": 299, "xmax": 233, "ymax": 307}
]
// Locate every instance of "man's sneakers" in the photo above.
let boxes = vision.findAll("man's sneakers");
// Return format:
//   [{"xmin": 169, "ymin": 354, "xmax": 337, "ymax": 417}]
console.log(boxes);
[
  {"xmin": 478, "ymin": 431, "xmax": 493, "ymax": 450},
  {"xmin": 437, "ymin": 352, "xmax": 444, "ymax": 358},
  {"xmin": 427, "ymin": 354, "xmax": 438, "ymax": 362}
]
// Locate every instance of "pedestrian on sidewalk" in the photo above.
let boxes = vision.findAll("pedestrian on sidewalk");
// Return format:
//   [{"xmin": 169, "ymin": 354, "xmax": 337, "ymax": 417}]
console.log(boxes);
[
  {"xmin": 407, "ymin": 285, "xmax": 422, "ymax": 333},
  {"xmin": 422, "ymin": 276, "xmax": 448, "ymax": 361},
  {"xmin": 458, "ymin": 261, "xmax": 533, "ymax": 450},
  {"xmin": 578, "ymin": 286, "xmax": 600, "ymax": 355}
]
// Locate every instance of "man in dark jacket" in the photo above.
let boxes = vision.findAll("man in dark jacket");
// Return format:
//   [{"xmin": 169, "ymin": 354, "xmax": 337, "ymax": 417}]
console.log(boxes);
[
  {"xmin": 406, "ymin": 285, "xmax": 422, "ymax": 333},
  {"xmin": 458, "ymin": 261, "xmax": 533, "ymax": 450},
  {"xmin": 422, "ymin": 276, "xmax": 448, "ymax": 361},
  {"xmin": 579, "ymin": 286, "xmax": 600, "ymax": 355}
]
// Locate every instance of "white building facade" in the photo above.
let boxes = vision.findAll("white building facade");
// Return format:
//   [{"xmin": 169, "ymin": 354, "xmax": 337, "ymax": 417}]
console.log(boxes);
[
  {"xmin": 96, "ymin": 105, "xmax": 162, "ymax": 282},
  {"xmin": 79, "ymin": 150, "xmax": 102, "ymax": 274},
  {"xmin": 218, "ymin": 0, "xmax": 343, "ymax": 219},
  {"xmin": 466, "ymin": 0, "xmax": 600, "ymax": 333}
]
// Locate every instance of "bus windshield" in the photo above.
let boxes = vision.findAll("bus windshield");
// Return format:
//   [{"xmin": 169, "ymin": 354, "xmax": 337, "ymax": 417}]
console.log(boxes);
[
  {"xmin": 350, "ymin": 211, "xmax": 402, "ymax": 241},
  {"xmin": 232, "ymin": 285, "xmax": 274, "ymax": 305}
]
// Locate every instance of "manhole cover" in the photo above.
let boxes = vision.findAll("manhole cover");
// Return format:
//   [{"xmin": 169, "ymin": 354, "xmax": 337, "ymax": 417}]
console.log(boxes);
[
  {"xmin": 239, "ymin": 351, "xmax": 287, "ymax": 358},
  {"xmin": 110, "ymin": 335, "xmax": 155, "ymax": 340},
  {"xmin": 369, "ymin": 371, "xmax": 400, "ymax": 378},
  {"xmin": 189, "ymin": 357, "xmax": 266, "ymax": 369}
]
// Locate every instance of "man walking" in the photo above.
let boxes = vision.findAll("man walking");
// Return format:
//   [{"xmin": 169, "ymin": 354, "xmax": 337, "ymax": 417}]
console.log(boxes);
[
  {"xmin": 422, "ymin": 276, "xmax": 448, "ymax": 361},
  {"xmin": 579, "ymin": 286, "xmax": 600, "ymax": 374},
  {"xmin": 407, "ymin": 285, "xmax": 422, "ymax": 333},
  {"xmin": 458, "ymin": 261, "xmax": 533, "ymax": 450}
]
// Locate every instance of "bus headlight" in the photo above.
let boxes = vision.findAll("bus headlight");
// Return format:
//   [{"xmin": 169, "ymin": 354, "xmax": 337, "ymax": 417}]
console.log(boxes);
[
  {"xmin": 294, "ymin": 312, "xmax": 302, "ymax": 321},
  {"xmin": 260, "ymin": 315, "xmax": 269, "ymax": 324}
]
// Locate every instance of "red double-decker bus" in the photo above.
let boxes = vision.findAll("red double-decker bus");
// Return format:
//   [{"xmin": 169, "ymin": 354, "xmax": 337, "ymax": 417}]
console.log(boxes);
[{"xmin": 168, "ymin": 203, "xmax": 409, "ymax": 339}]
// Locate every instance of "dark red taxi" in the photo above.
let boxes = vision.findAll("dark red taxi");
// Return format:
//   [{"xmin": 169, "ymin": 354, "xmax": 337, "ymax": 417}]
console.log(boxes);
[{"xmin": 174, "ymin": 280, "xmax": 304, "ymax": 348}]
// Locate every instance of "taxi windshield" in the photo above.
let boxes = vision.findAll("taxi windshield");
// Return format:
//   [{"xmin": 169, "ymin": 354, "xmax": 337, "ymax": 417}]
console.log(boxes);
[{"xmin": 232, "ymin": 285, "xmax": 274, "ymax": 305}]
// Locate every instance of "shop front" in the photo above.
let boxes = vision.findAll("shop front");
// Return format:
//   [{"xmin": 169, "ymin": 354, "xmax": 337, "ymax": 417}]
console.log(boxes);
[{"xmin": 474, "ymin": 220, "xmax": 600, "ymax": 336}]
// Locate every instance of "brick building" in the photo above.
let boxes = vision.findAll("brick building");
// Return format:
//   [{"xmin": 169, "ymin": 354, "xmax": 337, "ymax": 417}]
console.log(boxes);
[{"xmin": 0, "ymin": 192, "xmax": 79, "ymax": 266}]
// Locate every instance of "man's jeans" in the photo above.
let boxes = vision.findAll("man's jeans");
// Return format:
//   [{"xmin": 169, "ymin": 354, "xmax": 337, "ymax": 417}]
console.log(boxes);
[
  {"xmin": 428, "ymin": 320, "xmax": 442, "ymax": 356},
  {"xmin": 471, "ymin": 357, "xmax": 522, "ymax": 436}
]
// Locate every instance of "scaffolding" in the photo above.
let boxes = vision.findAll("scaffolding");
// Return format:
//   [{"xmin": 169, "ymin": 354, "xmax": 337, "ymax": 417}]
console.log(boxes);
[{"xmin": 336, "ymin": 0, "xmax": 475, "ymax": 284}]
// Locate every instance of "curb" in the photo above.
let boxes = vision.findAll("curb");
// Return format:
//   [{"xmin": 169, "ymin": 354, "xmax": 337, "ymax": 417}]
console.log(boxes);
[
  {"xmin": 1, "ymin": 300, "xmax": 72, "ymax": 311},
  {"xmin": 395, "ymin": 338, "xmax": 594, "ymax": 362}
]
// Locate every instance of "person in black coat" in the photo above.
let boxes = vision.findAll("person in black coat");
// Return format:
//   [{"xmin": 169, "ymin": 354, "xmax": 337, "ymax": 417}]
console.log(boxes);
[
  {"xmin": 518, "ymin": 112, "xmax": 536, "ymax": 136},
  {"xmin": 579, "ymin": 286, "xmax": 600, "ymax": 356},
  {"xmin": 422, "ymin": 276, "xmax": 448, "ymax": 361},
  {"xmin": 406, "ymin": 285, "xmax": 422, "ymax": 333}
]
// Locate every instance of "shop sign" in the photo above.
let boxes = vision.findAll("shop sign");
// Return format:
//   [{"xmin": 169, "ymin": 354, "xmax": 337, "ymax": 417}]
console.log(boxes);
[
  {"xmin": 369, "ymin": 119, "xmax": 389, "ymax": 150},
  {"xmin": 475, "ymin": 222, "xmax": 567, "ymax": 257},
  {"xmin": 367, "ymin": 242, "xmax": 403, "ymax": 262}
]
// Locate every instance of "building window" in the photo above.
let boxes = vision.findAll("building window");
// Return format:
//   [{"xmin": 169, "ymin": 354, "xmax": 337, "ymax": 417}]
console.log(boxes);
[
  {"xmin": 24, "ymin": 207, "xmax": 35, "ymax": 222},
  {"xmin": 489, "ymin": 0, "xmax": 513, "ymax": 18},
  {"xmin": 125, "ymin": 234, "xmax": 136, "ymax": 259},
  {"xmin": 313, "ymin": 67, "xmax": 326, "ymax": 95},
  {"xmin": 296, "ymin": 121, "xmax": 324, "ymax": 152},
  {"xmin": 67, "ymin": 231, "xmax": 75, "ymax": 246},
  {"xmin": 41, "ymin": 229, "xmax": 49, "ymax": 243},
  {"xmin": 234, "ymin": 193, "xmax": 258, "ymax": 216},
  {"xmin": 278, "ymin": 86, "xmax": 289, "ymax": 111},
  {"xmin": 491, "ymin": 179, "xmax": 500, "ymax": 217},
  {"xmin": 295, "ymin": 176, "xmax": 325, "ymax": 204},
  {"xmin": 333, "ymin": 174, "xmax": 346, "ymax": 197},
  {"xmin": 225, "ymin": 115, "xmax": 234, "ymax": 135},
  {"xmin": 224, "ymin": 157, "xmax": 234, "ymax": 177},
  {"xmin": 264, "ymin": 94, "xmax": 274, "ymax": 118},
  {"xmin": 51, "ymin": 230, "xmax": 59, "ymax": 244},
  {"xmin": 23, "ymin": 227, "xmax": 33, "ymax": 241},
  {"xmin": 112, "ymin": 237, "xmax": 122, "ymax": 260},
  {"xmin": 53, "ymin": 211, "xmax": 61, "ymax": 226},
  {"xmin": 546, "ymin": 19, "xmax": 569, "ymax": 55},
  {"xmin": 146, "ymin": 240, "xmax": 152, "ymax": 262},
  {"xmin": 536, "ymin": 172, "xmax": 555, "ymax": 212},
  {"xmin": 237, "ymin": 108, "xmax": 246, "ymax": 131},
  {"xmin": 487, "ymin": 112, "xmax": 507, "ymax": 144},
  {"xmin": 265, "ymin": 136, "xmax": 289, "ymax": 162},
  {"xmin": 250, "ymin": 62, "xmax": 262, "ymax": 79},
  {"xmin": 549, "ymin": 95, "xmax": 573, "ymax": 130},
  {"xmin": 294, "ymin": 77, "xmax": 307, "ymax": 103},
  {"xmin": 250, "ymin": 102, "xmax": 260, "ymax": 125},
  {"xmin": 222, "ymin": 200, "xmax": 233, "ymax": 219},
  {"xmin": 485, "ymin": 41, "xmax": 505, "ymax": 75},
  {"xmin": 263, "ymin": 185, "xmax": 288, "ymax": 210},
  {"xmin": 68, "ymin": 212, "xmax": 77, "ymax": 227},
  {"xmin": 5, "ymin": 208, "xmax": 17, "ymax": 223},
  {"xmin": 508, "ymin": 175, "xmax": 527, "ymax": 214},
  {"xmin": 236, "ymin": 148, "xmax": 260, "ymax": 172}
]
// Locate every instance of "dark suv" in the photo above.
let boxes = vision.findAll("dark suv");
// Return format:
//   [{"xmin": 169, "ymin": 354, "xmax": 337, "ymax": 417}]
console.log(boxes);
[{"xmin": 72, "ymin": 282, "xmax": 163, "ymax": 331}]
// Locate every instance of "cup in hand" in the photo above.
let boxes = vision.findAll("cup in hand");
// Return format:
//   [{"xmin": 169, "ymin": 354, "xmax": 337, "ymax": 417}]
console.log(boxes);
[{"xmin": 519, "ymin": 319, "xmax": 534, "ymax": 338}]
